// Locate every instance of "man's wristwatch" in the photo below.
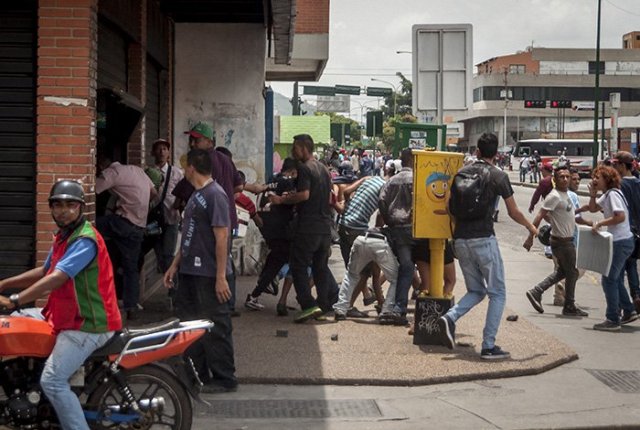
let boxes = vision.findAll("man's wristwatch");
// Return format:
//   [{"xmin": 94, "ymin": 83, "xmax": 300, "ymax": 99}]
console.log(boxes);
[{"xmin": 9, "ymin": 293, "xmax": 20, "ymax": 310}]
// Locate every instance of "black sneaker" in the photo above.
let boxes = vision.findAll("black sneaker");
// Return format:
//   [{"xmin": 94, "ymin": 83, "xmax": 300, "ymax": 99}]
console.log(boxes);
[
  {"xmin": 363, "ymin": 294, "xmax": 376, "ymax": 306},
  {"xmin": 244, "ymin": 294, "xmax": 264, "ymax": 311},
  {"xmin": 480, "ymin": 345, "xmax": 511, "ymax": 360},
  {"xmin": 526, "ymin": 288, "xmax": 544, "ymax": 314},
  {"xmin": 593, "ymin": 320, "xmax": 621, "ymax": 331},
  {"xmin": 391, "ymin": 313, "xmax": 409, "ymax": 326},
  {"xmin": 620, "ymin": 310, "xmax": 639, "ymax": 325},
  {"xmin": 346, "ymin": 307, "xmax": 368, "ymax": 318},
  {"xmin": 334, "ymin": 311, "xmax": 347, "ymax": 321},
  {"xmin": 378, "ymin": 312, "xmax": 396, "ymax": 325},
  {"xmin": 437, "ymin": 315, "xmax": 455, "ymax": 350},
  {"xmin": 562, "ymin": 305, "xmax": 588, "ymax": 317}
]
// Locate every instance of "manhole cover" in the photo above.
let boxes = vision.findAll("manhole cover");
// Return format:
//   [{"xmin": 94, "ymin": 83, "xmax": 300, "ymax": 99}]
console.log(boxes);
[
  {"xmin": 587, "ymin": 369, "xmax": 640, "ymax": 393},
  {"xmin": 196, "ymin": 399, "xmax": 382, "ymax": 419}
]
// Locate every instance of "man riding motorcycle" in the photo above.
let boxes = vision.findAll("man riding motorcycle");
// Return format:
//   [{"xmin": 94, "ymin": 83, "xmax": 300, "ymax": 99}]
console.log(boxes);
[{"xmin": 0, "ymin": 179, "xmax": 122, "ymax": 430}]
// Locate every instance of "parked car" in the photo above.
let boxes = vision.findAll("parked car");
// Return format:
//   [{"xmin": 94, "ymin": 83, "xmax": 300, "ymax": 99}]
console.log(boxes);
[{"xmin": 574, "ymin": 159, "xmax": 594, "ymax": 178}]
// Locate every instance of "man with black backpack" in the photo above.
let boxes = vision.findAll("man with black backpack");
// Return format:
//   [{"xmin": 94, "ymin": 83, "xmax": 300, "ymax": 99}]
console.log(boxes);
[
  {"xmin": 439, "ymin": 133, "xmax": 537, "ymax": 360},
  {"xmin": 612, "ymin": 151, "xmax": 640, "ymax": 313}
]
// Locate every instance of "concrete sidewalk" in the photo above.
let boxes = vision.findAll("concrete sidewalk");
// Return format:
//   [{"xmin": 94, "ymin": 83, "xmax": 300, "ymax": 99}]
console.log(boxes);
[
  {"xmin": 137, "ymin": 182, "xmax": 640, "ymax": 429},
  {"xmin": 139, "ymin": 243, "xmax": 577, "ymax": 387}
]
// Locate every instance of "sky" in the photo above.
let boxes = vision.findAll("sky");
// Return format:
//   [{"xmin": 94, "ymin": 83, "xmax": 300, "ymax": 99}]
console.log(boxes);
[{"xmin": 268, "ymin": 0, "xmax": 640, "ymax": 119}]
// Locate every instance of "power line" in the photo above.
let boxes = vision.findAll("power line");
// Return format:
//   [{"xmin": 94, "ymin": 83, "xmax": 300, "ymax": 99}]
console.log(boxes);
[
  {"xmin": 605, "ymin": 0, "xmax": 640, "ymax": 17},
  {"xmin": 322, "ymin": 72, "xmax": 412, "ymax": 77},
  {"xmin": 324, "ymin": 67, "xmax": 409, "ymax": 71}
]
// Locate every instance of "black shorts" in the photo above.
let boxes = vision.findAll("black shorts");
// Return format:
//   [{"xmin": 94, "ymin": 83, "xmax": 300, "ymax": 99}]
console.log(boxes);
[{"xmin": 412, "ymin": 239, "xmax": 454, "ymax": 265}]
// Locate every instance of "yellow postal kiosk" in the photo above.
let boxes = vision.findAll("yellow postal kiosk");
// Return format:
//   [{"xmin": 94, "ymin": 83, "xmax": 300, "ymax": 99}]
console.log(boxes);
[{"xmin": 412, "ymin": 149, "xmax": 464, "ymax": 345}]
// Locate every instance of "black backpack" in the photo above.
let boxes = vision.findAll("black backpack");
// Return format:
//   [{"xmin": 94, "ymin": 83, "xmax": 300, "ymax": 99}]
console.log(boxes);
[{"xmin": 449, "ymin": 161, "xmax": 492, "ymax": 221}]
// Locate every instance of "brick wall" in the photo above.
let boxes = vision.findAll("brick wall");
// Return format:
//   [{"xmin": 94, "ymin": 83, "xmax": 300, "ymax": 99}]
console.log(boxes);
[
  {"xmin": 295, "ymin": 0, "xmax": 329, "ymax": 34},
  {"xmin": 36, "ymin": 0, "xmax": 98, "ymax": 264},
  {"xmin": 477, "ymin": 51, "xmax": 539, "ymax": 75}
]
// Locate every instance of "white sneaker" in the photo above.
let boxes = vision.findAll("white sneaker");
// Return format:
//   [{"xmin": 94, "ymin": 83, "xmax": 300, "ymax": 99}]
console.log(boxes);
[{"xmin": 244, "ymin": 294, "xmax": 264, "ymax": 311}]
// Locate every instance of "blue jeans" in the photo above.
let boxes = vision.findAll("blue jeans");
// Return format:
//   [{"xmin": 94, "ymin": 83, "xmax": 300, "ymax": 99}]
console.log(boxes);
[
  {"xmin": 447, "ymin": 236, "xmax": 506, "ymax": 350},
  {"xmin": 602, "ymin": 237, "xmax": 636, "ymax": 323},
  {"xmin": 624, "ymin": 258, "xmax": 640, "ymax": 298},
  {"xmin": 388, "ymin": 226, "xmax": 414, "ymax": 315},
  {"xmin": 96, "ymin": 215, "xmax": 144, "ymax": 310},
  {"xmin": 40, "ymin": 330, "xmax": 113, "ymax": 430}
]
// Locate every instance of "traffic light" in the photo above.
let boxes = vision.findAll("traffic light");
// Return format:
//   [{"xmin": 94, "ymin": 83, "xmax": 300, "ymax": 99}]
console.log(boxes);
[
  {"xmin": 550, "ymin": 100, "xmax": 572, "ymax": 109},
  {"xmin": 524, "ymin": 100, "xmax": 546, "ymax": 108}
]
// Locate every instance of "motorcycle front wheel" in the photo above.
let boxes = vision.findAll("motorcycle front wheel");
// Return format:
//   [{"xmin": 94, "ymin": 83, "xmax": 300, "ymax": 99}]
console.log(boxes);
[{"xmin": 86, "ymin": 364, "xmax": 193, "ymax": 430}]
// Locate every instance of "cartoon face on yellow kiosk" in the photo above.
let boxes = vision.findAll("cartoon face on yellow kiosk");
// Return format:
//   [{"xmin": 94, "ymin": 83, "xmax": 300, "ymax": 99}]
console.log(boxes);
[
  {"xmin": 425, "ymin": 172, "xmax": 450, "ymax": 205},
  {"xmin": 412, "ymin": 150, "xmax": 464, "ymax": 240}
]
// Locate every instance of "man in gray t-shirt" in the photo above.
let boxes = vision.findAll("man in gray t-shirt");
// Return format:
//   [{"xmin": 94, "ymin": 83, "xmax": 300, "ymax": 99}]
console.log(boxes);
[
  {"xmin": 164, "ymin": 148, "xmax": 237, "ymax": 392},
  {"xmin": 524, "ymin": 167, "xmax": 588, "ymax": 318}
]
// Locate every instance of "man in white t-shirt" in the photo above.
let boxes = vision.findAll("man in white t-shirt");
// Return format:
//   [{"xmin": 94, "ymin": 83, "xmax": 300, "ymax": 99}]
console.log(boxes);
[
  {"xmin": 519, "ymin": 155, "xmax": 530, "ymax": 183},
  {"xmin": 523, "ymin": 167, "xmax": 588, "ymax": 317},
  {"xmin": 553, "ymin": 170, "xmax": 590, "ymax": 306}
]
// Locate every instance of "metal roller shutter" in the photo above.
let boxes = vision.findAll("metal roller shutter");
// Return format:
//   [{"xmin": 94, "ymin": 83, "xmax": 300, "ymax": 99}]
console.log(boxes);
[
  {"xmin": 145, "ymin": 58, "xmax": 160, "ymax": 164},
  {"xmin": 0, "ymin": 2, "xmax": 36, "ymax": 278},
  {"xmin": 97, "ymin": 21, "xmax": 128, "ymax": 91}
]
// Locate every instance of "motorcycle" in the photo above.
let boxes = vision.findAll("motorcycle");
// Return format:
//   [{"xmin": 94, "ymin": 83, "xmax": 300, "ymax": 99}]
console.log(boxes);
[{"xmin": 0, "ymin": 313, "xmax": 213, "ymax": 429}]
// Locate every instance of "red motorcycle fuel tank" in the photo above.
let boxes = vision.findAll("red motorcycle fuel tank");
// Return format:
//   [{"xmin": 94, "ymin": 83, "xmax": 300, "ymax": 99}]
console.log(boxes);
[{"xmin": 0, "ymin": 316, "xmax": 55, "ymax": 357}]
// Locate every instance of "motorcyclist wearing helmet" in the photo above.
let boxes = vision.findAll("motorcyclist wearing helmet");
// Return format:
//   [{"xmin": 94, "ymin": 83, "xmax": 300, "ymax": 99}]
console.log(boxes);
[{"xmin": 0, "ymin": 180, "xmax": 121, "ymax": 430}]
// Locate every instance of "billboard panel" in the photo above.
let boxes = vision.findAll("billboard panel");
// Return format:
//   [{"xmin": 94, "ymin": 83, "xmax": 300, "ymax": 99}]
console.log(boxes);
[{"xmin": 412, "ymin": 24, "xmax": 473, "ymax": 124}]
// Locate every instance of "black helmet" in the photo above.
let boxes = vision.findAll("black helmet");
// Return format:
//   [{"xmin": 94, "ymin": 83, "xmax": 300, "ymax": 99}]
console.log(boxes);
[
  {"xmin": 49, "ymin": 180, "xmax": 85, "ymax": 205},
  {"xmin": 538, "ymin": 224, "xmax": 552, "ymax": 246}
]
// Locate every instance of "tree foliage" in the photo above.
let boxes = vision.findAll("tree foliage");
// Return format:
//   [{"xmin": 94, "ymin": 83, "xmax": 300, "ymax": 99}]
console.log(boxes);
[{"xmin": 378, "ymin": 73, "xmax": 417, "ymax": 150}]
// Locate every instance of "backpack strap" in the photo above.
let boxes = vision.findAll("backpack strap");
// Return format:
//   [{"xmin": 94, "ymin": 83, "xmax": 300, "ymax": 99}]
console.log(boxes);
[{"xmin": 608, "ymin": 188, "xmax": 629, "ymax": 209}]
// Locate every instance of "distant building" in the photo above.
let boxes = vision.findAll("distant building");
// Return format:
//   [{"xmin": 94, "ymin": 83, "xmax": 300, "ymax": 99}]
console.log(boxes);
[
  {"xmin": 460, "ymin": 33, "xmax": 640, "ymax": 153},
  {"xmin": 623, "ymin": 31, "xmax": 640, "ymax": 50}
]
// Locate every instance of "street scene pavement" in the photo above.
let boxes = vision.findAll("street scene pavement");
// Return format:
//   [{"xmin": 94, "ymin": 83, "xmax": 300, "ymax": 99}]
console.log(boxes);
[{"xmin": 139, "ymin": 179, "xmax": 640, "ymax": 429}]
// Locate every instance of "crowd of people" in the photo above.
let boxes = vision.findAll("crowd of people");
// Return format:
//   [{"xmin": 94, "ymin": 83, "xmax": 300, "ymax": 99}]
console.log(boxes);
[{"xmin": 2, "ymin": 122, "xmax": 640, "ymax": 422}]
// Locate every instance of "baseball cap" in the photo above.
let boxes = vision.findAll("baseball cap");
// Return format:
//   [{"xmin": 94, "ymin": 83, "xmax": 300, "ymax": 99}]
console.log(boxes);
[
  {"xmin": 185, "ymin": 122, "xmax": 214, "ymax": 140},
  {"xmin": 541, "ymin": 163, "xmax": 553, "ymax": 171}
]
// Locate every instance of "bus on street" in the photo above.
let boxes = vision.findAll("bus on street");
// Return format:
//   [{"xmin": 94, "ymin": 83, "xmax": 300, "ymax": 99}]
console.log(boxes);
[{"xmin": 514, "ymin": 138, "xmax": 604, "ymax": 178}]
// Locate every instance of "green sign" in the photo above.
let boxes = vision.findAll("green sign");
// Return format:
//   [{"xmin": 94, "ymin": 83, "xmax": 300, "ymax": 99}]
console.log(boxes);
[
  {"xmin": 366, "ymin": 86, "xmax": 393, "ymax": 97},
  {"xmin": 335, "ymin": 85, "xmax": 361, "ymax": 95},
  {"xmin": 303, "ymin": 85, "xmax": 336, "ymax": 96}
]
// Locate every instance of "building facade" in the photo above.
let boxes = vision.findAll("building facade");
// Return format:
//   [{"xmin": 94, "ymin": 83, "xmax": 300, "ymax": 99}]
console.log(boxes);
[
  {"xmin": 0, "ymin": 0, "xmax": 329, "ymax": 280},
  {"xmin": 461, "ymin": 42, "xmax": 640, "ymax": 152}
]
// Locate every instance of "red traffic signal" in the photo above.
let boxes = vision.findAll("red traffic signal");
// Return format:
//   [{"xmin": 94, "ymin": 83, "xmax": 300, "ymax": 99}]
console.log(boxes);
[
  {"xmin": 550, "ymin": 100, "xmax": 572, "ymax": 109},
  {"xmin": 524, "ymin": 100, "xmax": 546, "ymax": 108}
]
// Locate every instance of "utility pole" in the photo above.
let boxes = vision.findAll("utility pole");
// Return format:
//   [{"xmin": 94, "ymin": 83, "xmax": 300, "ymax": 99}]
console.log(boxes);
[
  {"xmin": 610, "ymin": 92, "xmax": 620, "ymax": 153},
  {"xmin": 592, "ymin": 0, "xmax": 602, "ymax": 167},
  {"xmin": 502, "ymin": 69, "xmax": 510, "ymax": 149},
  {"xmin": 292, "ymin": 81, "xmax": 300, "ymax": 115}
]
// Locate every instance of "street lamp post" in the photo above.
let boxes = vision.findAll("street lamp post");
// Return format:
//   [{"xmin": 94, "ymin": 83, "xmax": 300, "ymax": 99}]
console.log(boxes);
[
  {"xmin": 370, "ymin": 78, "xmax": 398, "ymax": 117},
  {"xmin": 350, "ymin": 100, "xmax": 379, "ymax": 141}
]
